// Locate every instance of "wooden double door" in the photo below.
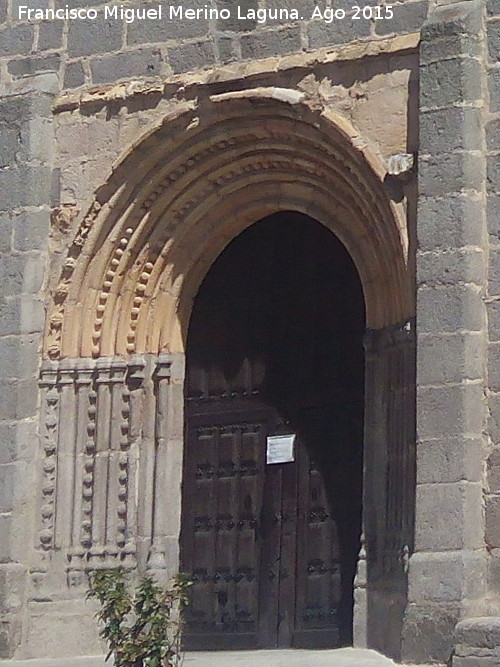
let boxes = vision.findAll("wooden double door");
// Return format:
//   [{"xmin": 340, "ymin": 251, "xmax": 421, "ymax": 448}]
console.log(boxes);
[{"xmin": 180, "ymin": 213, "xmax": 365, "ymax": 650}]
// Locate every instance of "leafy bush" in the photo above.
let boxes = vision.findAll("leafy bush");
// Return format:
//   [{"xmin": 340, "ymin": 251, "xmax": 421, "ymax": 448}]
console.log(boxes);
[{"xmin": 87, "ymin": 568, "xmax": 192, "ymax": 667}]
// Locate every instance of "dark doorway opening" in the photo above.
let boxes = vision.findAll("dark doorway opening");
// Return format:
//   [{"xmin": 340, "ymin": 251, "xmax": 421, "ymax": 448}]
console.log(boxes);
[{"xmin": 180, "ymin": 212, "xmax": 365, "ymax": 650}]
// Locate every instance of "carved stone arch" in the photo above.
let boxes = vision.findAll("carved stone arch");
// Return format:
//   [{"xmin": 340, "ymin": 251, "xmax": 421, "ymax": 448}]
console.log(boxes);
[
  {"xmin": 45, "ymin": 91, "xmax": 411, "ymax": 361},
  {"xmin": 39, "ymin": 89, "xmax": 415, "ymax": 661}
]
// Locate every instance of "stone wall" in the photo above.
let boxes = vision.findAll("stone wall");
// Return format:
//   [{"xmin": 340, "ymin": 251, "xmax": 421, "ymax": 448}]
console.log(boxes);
[
  {"xmin": 404, "ymin": 0, "xmax": 490, "ymax": 663},
  {"xmin": 0, "ymin": 0, "xmax": 428, "ymax": 93},
  {"xmin": 0, "ymin": 74, "xmax": 55, "ymax": 657},
  {"xmin": 486, "ymin": 0, "xmax": 500, "ymax": 603}
]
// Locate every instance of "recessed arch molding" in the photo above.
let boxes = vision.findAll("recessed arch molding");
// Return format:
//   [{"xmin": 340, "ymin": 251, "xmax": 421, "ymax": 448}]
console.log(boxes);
[{"xmin": 44, "ymin": 88, "xmax": 412, "ymax": 361}]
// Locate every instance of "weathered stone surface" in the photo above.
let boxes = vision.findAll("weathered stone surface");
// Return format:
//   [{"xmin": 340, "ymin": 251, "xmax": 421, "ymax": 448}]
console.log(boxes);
[
  {"xmin": 422, "ymin": 0, "xmax": 483, "ymax": 37},
  {"xmin": 488, "ymin": 195, "xmax": 500, "ymax": 242},
  {"xmin": 489, "ymin": 343, "xmax": 500, "ymax": 391},
  {"xmin": 307, "ymin": 17, "xmax": 370, "ymax": 49},
  {"xmin": 402, "ymin": 603, "xmax": 460, "ymax": 663},
  {"xmin": 453, "ymin": 658, "xmax": 500, "ymax": 666},
  {"xmin": 487, "ymin": 118, "xmax": 500, "ymax": 153},
  {"xmin": 408, "ymin": 551, "xmax": 486, "ymax": 603},
  {"xmin": 455, "ymin": 617, "xmax": 500, "ymax": 649},
  {"xmin": 167, "ymin": 40, "xmax": 216, "ymax": 74},
  {"xmin": 420, "ymin": 32, "xmax": 481, "ymax": 63},
  {"xmin": 420, "ymin": 57, "xmax": 483, "ymax": 109},
  {"xmin": 216, "ymin": 0, "xmax": 258, "ymax": 31},
  {"xmin": 0, "ymin": 380, "xmax": 38, "ymax": 421},
  {"xmin": 489, "ymin": 20, "xmax": 500, "ymax": 61},
  {"xmin": 90, "ymin": 48, "xmax": 163, "ymax": 83},
  {"xmin": 418, "ymin": 195, "xmax": 484, "ymax": 250},
  {"xmin": 487, "ymin": 550, "xmax": 500, "ymax": 597},
  {"xmin": 490, "ymin": 68, "xmax": 500, "ymax": 112},
  {"xmin": 417, "ymin": 285, "xmax": 485, "ymax": 334},
  {"xmin": 12, "ymin": 209, "xmax": 50, "ymax": 252},
  {"xmin": 416, "ymin": 248, "xmax": 485, "ymax": 286},
  {"xmin": 487, "ymin": 301, "xmax": 500, "ymax": 342},
  {"xmin": 419, "ymin": 152, "xmax": 484, "ymax": 197},
  {"xmin": 37, "ymin": 21, "xmax": 64, "ymax": 52},
  {"xmin": 0, "ymin": 464, "xmax": 15, "ymax": 513},
  {"xmin": 7, "ymin": 55, "xmax": 61, "ymax": 78},
  {"xmin": 419, "ymin": 107, "xmax": 482, "ymax": 153},
  {"xmin": 241, "ymin": 26, "xmax": 302, "ymax": 59},
  {"xmin": 415, "ymin": 481, "xmax": 483, "ymax": 550},
  {"xmin": 128, "ymin": 4, "xmax": 209, "ymax": 43},
  {"xmin": 63, "ymin": 61, "xmax": 86, "ymax": 89},
  {"xmin": 489, "ymin": 393, "xmax": 500, "ymax": 445},
  {"xmin": 0, "ymin": 24, "xmax": 34, "ymax": 57},
  {"xmin": 488, "ymin": 155, "xmax": 500, "ymax": 194},
  {"xmin": 417, "ymin": 333, "xmax": 484, "ymax": 385},
  {"xmin": 490, "ymin": 301, "xmax": 500, "ymax": 342},
  {"xmin": 0, "ymin": 565, "xmax": 25, "ymax": 614},
  {"xmin": 0, "ymin": 337, "xmax": 40, "ymax": 380},
  {"xmin": 488, "ymin": 450, "xmax": 500, "ymax": 493},
  {"xmin": 488, "ymin": 0, "xmax": 500, "ymax": 15},
  {"xmin": 67, "ymin": 17, "xmax": 122, "ymax": 58},
  {"xmin": 11, "ymin": 0, "xmax": 48, "ymax": 14},
  {"xmin": 0, "ymin": 167, "xmax": 53, "ymax": 210},
  {"xmin": 376, "ymin": 1, "xmax": 428, "ymax": 36},
  {"xmin": 215, "ymin": 35, "xmax": 234, "ymax": 63},
  {"xmin": 417, "ymin": 437, "xmax": 483, "ymax": 484},
  {"xmin": 486, "ymin": 496, "xmax": 500, "ymax": 547}
]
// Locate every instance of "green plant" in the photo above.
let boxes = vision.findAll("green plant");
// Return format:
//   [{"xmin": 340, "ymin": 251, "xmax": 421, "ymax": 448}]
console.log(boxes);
[{"xmin": 87, "ymin": 568, "xmax": 192, "ymax": 667}]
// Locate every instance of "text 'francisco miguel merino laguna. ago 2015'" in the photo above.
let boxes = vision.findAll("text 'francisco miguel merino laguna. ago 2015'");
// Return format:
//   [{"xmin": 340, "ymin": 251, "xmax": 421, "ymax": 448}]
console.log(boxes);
[{"xmin": 16, "ymin": 4, "xmax": 382, "ymax": 24}]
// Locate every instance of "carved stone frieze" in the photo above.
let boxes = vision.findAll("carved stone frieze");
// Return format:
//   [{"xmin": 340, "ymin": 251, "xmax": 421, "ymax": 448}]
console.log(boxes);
[
  {"xmin": 36, "ymin": 357, "xmax": 153, "ymax": 586},
  {"xmin": 38, "ymin": 363, "xmax": 60, "ymax": 556},
  {"xmin": 47, "ymin": 200, "xmax": 102, "ymax": 360},
  {"xmin": 91, "ymin": 229, "xmax": 134, "ymax": 358}
]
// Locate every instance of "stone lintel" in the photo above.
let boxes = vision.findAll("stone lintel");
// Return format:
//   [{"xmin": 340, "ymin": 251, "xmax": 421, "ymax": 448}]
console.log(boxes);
[{"xmin": 52, "ymin": 33, "xmax": 420, "ymax": 114}]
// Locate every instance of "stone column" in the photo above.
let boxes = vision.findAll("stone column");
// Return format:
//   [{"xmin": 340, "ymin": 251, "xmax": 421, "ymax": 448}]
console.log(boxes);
[
  {"xmin": 145, "ymin": 352, "xmax": 185, "ymax": 581},
  {"xmin": 403, "ymin": 1, "xmax": 488, "ymax": 662},
  {"xmin": 0, "ymin": 73, "xmax": 56, "ymax": 658},
  {"xmin": 67, "ymin": 359, "xmax": 94, "ymax": 588},
  {"xmin": 122, "ymin": 356, "xmax": 146, "ymax": 569},
  {"xmin": 484, "ymin": 0, "xmax": 500, "ymax": 620},
  {"xmin": 147, "ymin": 354, "xmax": 173, "ymax": 576}
]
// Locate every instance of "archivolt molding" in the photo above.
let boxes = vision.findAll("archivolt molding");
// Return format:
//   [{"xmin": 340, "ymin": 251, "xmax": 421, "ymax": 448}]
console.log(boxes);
[{"xmin": 45, "ymin": 89, "xmax": 412, "ymax": 360}]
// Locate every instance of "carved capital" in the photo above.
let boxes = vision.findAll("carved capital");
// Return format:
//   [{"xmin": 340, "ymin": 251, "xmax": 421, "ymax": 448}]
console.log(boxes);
[
  {"xmin": 95, "ymin": 357, "xmax": 127, "ymax": 384},
  {"xmin": 127, "ymin": 355, "xmax": 146, "ymax": 386},
  {"xmin": 40, "ymin": 360, "xmax": 59, "ymax": 388},
  {"xmin": 153, "ymin": 354, "xmax": 172, "ymax": 383},
  {"xmin": 73, "ymin": 358, "xmax": 96, "ymax": 386},
  {"xmin": 58, "ymin": 358, "xmax": 77, "ymax": 385}
]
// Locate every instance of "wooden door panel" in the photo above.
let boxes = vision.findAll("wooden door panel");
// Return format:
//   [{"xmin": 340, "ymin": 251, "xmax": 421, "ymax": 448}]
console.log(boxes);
[
  {"xmin": 182, "ymin": 405, "xmax": 346, "ymax": 649},
  {"xmin": 182, "ymin": 411, "xmax": 268, "ymax": 648},
  {"xmin": 257, "ymin": 460, "xmax": 281, "ymax": 648},
  {"xmin": 293, "ymin": 442, "xmax": 342, "ymax": 647},
  {"xmin": 276, "ymin": 451, "xmax": 299, "ymax": 647}
]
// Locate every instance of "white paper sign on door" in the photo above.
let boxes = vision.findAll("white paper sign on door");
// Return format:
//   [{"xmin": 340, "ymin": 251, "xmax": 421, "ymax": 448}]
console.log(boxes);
[{"xmin": 266, "ymin": 434, "xmax": 296, "ymax": 464}]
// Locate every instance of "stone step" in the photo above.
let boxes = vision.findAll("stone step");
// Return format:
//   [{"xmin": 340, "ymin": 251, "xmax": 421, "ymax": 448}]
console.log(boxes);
[{"xmin": 0, "ymin": 648, "xmax": 436, "ymax": 666}]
